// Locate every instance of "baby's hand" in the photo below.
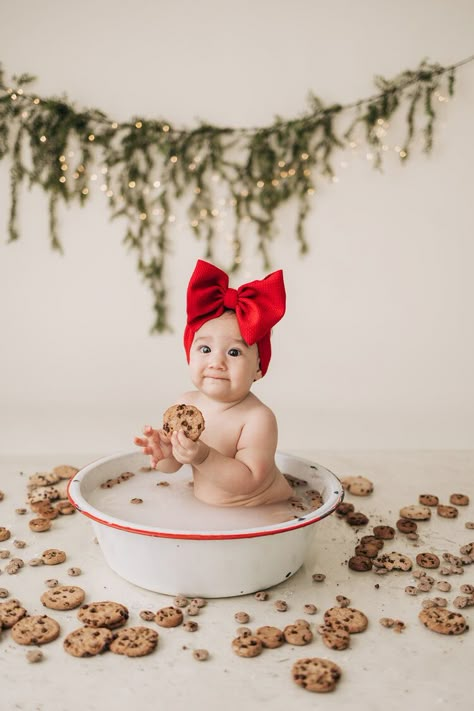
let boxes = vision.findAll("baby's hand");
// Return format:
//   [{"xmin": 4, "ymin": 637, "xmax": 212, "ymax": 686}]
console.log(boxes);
[
  {"xmin": 171, "ymin": 430, "xmax": 209, "ymax": 466},
  {"xmin": 134, "ymin": 425, "xmax": 173, "ymax": 468}
]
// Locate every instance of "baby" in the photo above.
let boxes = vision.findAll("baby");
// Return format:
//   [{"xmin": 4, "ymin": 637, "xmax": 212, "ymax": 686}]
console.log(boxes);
[{"xmin": 134, "ymin": 259, "xmax": 293, "ymax": 507}]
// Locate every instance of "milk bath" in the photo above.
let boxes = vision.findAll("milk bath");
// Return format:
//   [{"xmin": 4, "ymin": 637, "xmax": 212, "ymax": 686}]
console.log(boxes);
[{"xmin": 87, "ymin": 466, "xmax": 318, "ymax": 531}]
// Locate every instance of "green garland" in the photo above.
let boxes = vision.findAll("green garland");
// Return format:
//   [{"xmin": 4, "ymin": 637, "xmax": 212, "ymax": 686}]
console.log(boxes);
[{"xmin": 0, "ymin": 55, "xmax": 472, "ymax": 331}]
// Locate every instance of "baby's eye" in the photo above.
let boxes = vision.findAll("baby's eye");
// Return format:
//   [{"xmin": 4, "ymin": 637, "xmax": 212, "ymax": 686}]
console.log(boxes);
[
  {"xmin": 199, "ymin": 345, "xmax": 211, "ymax": 354},
  {"xmin": 228, "ymin": 348, "xmax": 241, "ymax": 357}
]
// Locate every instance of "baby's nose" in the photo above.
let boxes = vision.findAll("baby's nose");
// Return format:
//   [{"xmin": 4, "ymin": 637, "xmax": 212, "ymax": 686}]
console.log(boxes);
[{"xmin": 209, "ymin": 351, "xmax": 226, "ymax": 368}]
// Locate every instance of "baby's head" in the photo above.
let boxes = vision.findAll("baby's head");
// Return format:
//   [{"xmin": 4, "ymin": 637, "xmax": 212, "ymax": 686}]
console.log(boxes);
[
  {"xmin": 184, "ymin": 260, "xmax": 286, "ymax": 378},
  {"xmin": 188, "ymin": 310, "xmax": 263, "ymax": 401}
]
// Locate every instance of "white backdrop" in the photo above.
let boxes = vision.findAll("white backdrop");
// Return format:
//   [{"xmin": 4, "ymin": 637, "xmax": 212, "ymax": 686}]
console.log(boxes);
[{"xmin": 1, "ymin": 0, "xmax": 473, "ymax": 456}]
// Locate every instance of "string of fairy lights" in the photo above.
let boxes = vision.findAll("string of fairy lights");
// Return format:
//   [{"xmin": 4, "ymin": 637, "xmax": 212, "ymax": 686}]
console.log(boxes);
[{"xmin": 0, "ymin": 55, "xmax": 473, "ymax": 331}]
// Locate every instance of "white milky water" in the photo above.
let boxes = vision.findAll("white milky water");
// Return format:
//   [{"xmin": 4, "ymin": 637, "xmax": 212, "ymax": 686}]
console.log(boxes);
[{"xmin": 87, "ymin": 468, "xmax": 317, "ymax": 532}]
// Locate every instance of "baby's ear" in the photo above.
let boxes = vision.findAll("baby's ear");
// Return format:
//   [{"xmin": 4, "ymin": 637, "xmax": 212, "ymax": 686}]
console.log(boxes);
[{"xmin": 253, "ymin": 364, "xmax": 263, "ymax": 382}]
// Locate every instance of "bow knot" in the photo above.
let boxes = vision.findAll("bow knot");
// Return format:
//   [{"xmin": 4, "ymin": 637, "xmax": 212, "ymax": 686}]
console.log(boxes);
[
  {"xmin": 223, "ymin": 287, "xmax": 238, "ymax": 310},
  {"xmin": 183, "ymin": 260, "xmax": 286, "ymax": 376}
]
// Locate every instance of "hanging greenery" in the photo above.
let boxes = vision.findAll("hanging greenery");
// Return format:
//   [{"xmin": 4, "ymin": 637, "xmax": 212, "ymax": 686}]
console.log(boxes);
[{"xmin": 0, "ymin": 55, "xmax": 473, "ymax": 332}]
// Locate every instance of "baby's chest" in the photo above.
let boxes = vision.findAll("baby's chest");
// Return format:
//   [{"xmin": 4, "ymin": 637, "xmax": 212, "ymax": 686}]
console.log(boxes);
[{"xmin": 200, "ymin": 414, "xmax": 243, "ymax": 457}]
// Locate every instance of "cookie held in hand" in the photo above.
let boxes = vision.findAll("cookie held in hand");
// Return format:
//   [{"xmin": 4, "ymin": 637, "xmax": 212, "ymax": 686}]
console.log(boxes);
[{"xmin": 163, "ymin": 404, "xmax": 205, "ymax": 441}]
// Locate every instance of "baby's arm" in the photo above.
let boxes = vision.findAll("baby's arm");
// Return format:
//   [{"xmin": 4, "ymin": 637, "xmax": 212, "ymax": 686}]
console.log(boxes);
[
  {"xmin": 170, "ymin": 407, "xmax": 279, "ymax": 496},
  {"xmin": 134, "ymin": 425, "xmax": 182, "ymax": 472}
]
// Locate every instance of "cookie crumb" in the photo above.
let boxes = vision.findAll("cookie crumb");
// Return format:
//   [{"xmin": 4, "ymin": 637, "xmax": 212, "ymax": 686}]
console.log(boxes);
[
  {"xmin": 44, "ymin": 578, "xmax": 59, "ymax": 588},
  {"xmin": 193, "ymin": 648, "xmax": 209, "ymax": 661},
  {"xmin": 189, "ymin": 597, "xmax": 207, "ymax": 608},
  {"xmin": 26, "ymin": 650, "xmax": 44, "ymax": 663},
  {"xmin": 254, "ymin": 591, "xmax": 269, "ymax": 601},
  {"xmin": 312, "ymin": 573, "xmax": 326, "ymax": 583},
  {"xmin": 130, "ymin": 498, "xmax": 143, "ymax": 504},
  {"xmin": 234, "ymin": 611, "xmax": 250, "ymax": 624},
  {"xmin": 392, "ymin": 620, "xmax": 406, "ymax": 633},
  {"xmin": 67, "ymin": 567, "xmax": 82, "ymax": 577},
  {"xmin": 139, "ymin": 610, "xmax": 155, "ymax": 621},
  {"xmin": 274, "ymin": 600, "xmax": 288, "ymax": 612},
  {"xmin": 183, "ymin": 621, "xmax": 199, "ymax": 632},
  {"xmin": 174, "ymin": 595, "xmax": 189, "ymax": 608}
]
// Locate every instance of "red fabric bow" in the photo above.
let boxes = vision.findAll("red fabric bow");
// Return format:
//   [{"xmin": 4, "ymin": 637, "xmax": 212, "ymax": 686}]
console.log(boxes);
[{"xmin": 184, "ymin": 260, "xmax": 286, "ymax": 376}]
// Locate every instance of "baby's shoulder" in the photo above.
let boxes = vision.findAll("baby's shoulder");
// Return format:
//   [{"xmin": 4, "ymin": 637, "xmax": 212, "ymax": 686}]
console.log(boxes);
[{"xmin": 242, "ymin": 394, "xmax": 276, "ymax": 424}]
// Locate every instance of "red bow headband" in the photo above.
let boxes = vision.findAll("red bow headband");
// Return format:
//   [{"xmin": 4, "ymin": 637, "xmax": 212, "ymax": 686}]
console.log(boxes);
[{"xmin": 184, "ymin": 260, "xmax": 286, "ymax": 376}]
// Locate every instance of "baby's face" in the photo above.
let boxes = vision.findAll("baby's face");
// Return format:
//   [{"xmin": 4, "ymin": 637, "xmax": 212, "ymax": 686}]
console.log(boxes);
[{"xmin": 189, "ymin": 312, "xmax": 261, "ymax": 403}]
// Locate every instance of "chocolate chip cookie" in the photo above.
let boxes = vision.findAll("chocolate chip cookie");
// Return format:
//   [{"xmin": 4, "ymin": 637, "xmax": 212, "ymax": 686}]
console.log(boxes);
[
  {"xmin": 64, "ymin": 626, "xmax": 114, "ymax": 657},
  {"xmin": 292, "ymin": 657, "xmax": 342, "ymax": 693},
  {"xmin": 255, "ymin": 625, "xmax": 285, "ymax": 648},
  {"xmin": 163, "ymin": 404, "xmax": 205, "ymax": 441},
  {"xmin": 11, "ymin": 614, "xmax": 60, "ymax": 645},
  {"xmin": 109, "ymin": 626, "xmax": 159, "ymax": 657},
  {"xmin": 323, "ymin": 607, "xmax": 368, "ymax": 634},
  {"xmin": 78, "ymin": 601, "xmax": 129, "ymax": 629},
  {"xmin": 419, "ymin": 607, "xmax": 467, "ymax": 635},
  {"xmin": 41, "ymin": 585, "xmax": 86, "ymax": 610},
  {"xmin": 0, "ymin": 598, "xmax": 27, "ymax": 628},
  {"xmin": 155, "ymin": 606, "xmax": 183, "ymax": 628},
  {"xmin": 232, "ymin": 634, "xmax": 263, "ymax": 657}
]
